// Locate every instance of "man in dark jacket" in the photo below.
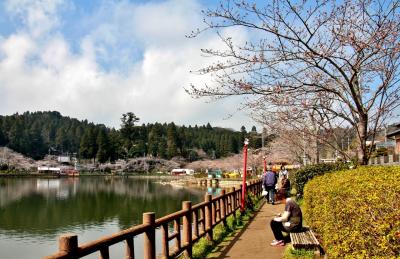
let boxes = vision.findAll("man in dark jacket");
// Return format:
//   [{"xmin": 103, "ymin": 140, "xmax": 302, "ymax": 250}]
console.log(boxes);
[{"xmin": 263, "ymin": 164, "xmax": 277, "ymax": 204}]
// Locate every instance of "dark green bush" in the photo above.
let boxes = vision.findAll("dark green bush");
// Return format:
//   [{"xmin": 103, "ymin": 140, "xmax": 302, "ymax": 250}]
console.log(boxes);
[
  {"xmin": 293, "ymin": 163, "xmax": 349, "ymax": 197},
  {"xmin": 0, "ymin": 163, "xmax": 8, "ymax": 171},
  {"xmin": 304, "ymin": 166, "xmax": 400, "ymax": 258}
]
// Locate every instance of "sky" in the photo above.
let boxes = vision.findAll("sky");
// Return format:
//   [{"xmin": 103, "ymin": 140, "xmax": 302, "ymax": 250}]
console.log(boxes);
[{"xmin": 0, "ymin": 0, "xmax": 257, "ymax": 131}]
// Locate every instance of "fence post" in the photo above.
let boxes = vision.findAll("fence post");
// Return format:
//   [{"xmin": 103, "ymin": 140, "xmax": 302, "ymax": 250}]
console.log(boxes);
[
  {"xmin": 204, "ymin": 194, "xmax": 213, "ymax": 241},
  {"xmin": 231, "ymin": 187, "xmax": 237, "ymax": 220},
  {"xmin": 143, "ymin": 212, "xmax": 156, "ymax": 259},
  {"xmin": 220, "ymin": 190, "xmax": 226, "ymax": 226},
  {"xmin": 126, "ymin": 237, "xmax": 134, "ymax": 259},
  {"xmin": 182, "ymin": 201, "xmax": 192, "ymax": 258},
  {"xmin": 59, "ymin": 234, "xmax": 78, "ymax": 257}
]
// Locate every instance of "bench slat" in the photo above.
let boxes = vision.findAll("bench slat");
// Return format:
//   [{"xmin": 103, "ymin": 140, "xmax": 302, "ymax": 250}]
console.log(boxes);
[{"xmin": 290, "ymin": 229, "xmax": 319, "ymax": 249}]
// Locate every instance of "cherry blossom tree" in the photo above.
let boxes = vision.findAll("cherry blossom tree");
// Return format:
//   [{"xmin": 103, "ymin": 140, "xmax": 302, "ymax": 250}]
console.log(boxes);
[{"xmin": 188, "ymin": 0, "xmax": 400, "ymax": 164}]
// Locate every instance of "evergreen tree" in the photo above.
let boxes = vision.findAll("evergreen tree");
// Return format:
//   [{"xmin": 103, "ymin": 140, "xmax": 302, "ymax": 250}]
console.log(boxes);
[
  {"xmin": 28, "ymin": 122, "xmax": 47, "ymax": 160},
  {"xmin": 8, "ymin": 117, "xmax": 24, "ymax": 153},
  {"xmin": 108, "ymin": 129, "xmax": 122, "ymax": 161},
  {"xmin": 55, "ymin": 127, "xmax": 69, "ymax": 152},
  {"xmin": 166, "ymin": 122, "xmax": 178, "ymax": 158},
  {"xmin": 120, "ymin": 112, "xmax": 140, "ymax": 156},
  {"xmin": 240, "ymin": 125, "xmax": 247, "ymax": 143},
  {"xmin": 79, "ymin": 127, "xmax": 97, "ymax": 162},
  {"xmin": 158, "ymin": 139, "xmax": 167, "ymax": 159},
  {"xmin": 148, "ymin": 123, "xmax": 163, "ymax": 157},
  {"xmin": 96, "ymin": 128, "xmax": 110, "ymax": 163}
]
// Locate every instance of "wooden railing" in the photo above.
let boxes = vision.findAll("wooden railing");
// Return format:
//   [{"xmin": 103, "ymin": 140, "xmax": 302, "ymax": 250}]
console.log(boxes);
[{"xmin": 44, "ymin": 180, "xmax": 262, "ymax": 259}]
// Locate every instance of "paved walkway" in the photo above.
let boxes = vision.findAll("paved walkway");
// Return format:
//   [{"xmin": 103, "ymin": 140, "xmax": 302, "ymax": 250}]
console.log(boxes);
[{"xmin": 210, "ymin": 200, "xmax": 287, "ymax": 259}]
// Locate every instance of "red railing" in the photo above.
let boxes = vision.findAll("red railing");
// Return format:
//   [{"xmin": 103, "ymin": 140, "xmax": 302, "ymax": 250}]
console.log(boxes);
[{"xmin": 44, "ymin": 180, "xmax": 262, "ymax": 259}]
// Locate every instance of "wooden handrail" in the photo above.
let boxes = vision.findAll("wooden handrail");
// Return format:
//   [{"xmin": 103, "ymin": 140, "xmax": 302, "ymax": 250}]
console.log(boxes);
[{"xmin": 44, "ymin": 179, "xmax": 262, "ymax": 259}]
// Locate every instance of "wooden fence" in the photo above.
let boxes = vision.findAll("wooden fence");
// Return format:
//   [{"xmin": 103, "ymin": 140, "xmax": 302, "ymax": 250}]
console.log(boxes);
[{"xmin": 44, "ymin": 180, "xmax": 262, "ymax": 259}]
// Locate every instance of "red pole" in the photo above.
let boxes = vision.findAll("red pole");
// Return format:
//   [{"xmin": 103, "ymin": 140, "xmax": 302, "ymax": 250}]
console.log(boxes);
[{"xmin": 241, "ymin": 139, "xmax": 249, "ymax": 212}]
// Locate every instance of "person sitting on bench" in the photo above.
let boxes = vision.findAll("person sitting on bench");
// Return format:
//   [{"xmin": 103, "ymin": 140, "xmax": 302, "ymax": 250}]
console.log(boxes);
[{"xmin": 270, "ymin": 197, "xmax": 302, "ymax": 246}]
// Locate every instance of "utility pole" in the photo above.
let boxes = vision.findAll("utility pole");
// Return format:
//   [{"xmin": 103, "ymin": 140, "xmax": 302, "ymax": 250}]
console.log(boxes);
[
  {"xmin": 303, "ymin": 132, "xmax": 307, "ymax": 166},
  {"xmin": 261, "ymin": 129, "xmax": 265, "ymax": 149}
]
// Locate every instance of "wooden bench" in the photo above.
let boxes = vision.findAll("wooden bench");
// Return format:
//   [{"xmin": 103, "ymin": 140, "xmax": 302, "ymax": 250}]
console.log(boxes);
[{"xmin": 290, "ymin": 228, "xmax": 320, "ymax": 250}]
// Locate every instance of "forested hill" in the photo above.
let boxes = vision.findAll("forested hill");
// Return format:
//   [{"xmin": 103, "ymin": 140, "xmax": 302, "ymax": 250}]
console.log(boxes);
[{"xmin": 0, "ymin": 111, "xmax": 262, "ymax": 161}]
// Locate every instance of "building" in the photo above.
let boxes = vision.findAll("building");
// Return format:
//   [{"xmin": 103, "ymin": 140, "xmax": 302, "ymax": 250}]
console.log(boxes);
[
  {"xmin": 171, "ymin": 168, "xmax": 194, "ymax": 176},
  {"xmin": 38, "ymin": 166, "xmax": 61, "ymax": 174},
  {"xmin": 386, "ymin": 123, "xmax": 400, "ymax": 154}
]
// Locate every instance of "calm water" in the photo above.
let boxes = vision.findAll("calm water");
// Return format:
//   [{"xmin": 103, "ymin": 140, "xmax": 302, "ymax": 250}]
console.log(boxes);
[{"xmin": 0, "ymin": 177, "xmax": 207, "ymax": 259}]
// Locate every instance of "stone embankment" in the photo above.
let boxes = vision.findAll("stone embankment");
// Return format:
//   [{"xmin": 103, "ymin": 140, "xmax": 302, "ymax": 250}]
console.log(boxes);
[{"xmin": 162, "ymin": 176, "xmax": 245, "ymax": 189}]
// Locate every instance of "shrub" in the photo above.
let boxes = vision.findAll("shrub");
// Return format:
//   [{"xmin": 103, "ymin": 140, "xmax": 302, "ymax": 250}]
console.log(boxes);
[
  {"xmin": 0, "ymin": 163, "xmax": 8, "ymax": 171},
  {"xmin": 293, "ymin": 163, "xmax": 349, "ymax": 197},
  {"xmin": 303, "ymin": 166, "xmax": 400, "ymax": 258}
]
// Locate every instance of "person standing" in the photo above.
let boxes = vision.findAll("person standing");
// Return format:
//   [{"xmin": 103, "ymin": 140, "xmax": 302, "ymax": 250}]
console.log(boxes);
[
  {"xmin": 263, "ymin": 163, "xmax": 277, "ymax": 204},
  {"xmin": 261, "ymin": 169, "xmax": 269, "ymax": 201},
  {"xmin": 280, "ymin": 175, "xmax": 291, "ymax": 199},
  {"xmin": 279, "ymin": 165, "xmax": 288, "ymax": 178}
]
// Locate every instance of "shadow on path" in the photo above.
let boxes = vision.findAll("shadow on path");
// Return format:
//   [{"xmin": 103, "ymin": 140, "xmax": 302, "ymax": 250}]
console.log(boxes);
[{"xmin": 207, "ymin": 200, "xmax": 286, "ymax": 259}]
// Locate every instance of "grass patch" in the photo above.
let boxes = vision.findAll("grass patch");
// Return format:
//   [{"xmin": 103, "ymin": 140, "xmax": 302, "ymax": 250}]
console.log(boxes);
[{"xmin": 283, "ymin": 246, "xmax": 315, "ymax": 259}]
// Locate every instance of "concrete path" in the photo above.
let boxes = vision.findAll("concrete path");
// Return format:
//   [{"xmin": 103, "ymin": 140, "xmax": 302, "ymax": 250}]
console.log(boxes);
[{"xmin": 211, "ymin": 201, "xmax": 287, "ymax": 259}]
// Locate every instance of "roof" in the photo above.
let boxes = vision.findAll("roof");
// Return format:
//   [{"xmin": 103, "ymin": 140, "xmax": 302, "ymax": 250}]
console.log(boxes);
[{"xmin": 387, "ymin": 128, "xmax": 400, "ymax": 138}]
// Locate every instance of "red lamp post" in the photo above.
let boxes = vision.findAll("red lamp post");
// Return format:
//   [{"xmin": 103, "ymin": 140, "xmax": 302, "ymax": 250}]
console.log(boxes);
[{"xmin": 240, "ymin": 138, "xmax": 249, "ymax": 212}]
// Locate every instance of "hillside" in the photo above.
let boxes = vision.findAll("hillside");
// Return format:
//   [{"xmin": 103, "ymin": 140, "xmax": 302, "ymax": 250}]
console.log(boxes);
[{"xmin": 0, "ymin": 111, "xmax": 263, "ymax": 162}]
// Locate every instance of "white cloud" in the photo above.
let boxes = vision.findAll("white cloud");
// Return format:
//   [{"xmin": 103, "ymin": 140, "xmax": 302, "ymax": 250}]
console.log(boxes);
[
  {"xmin": 5, "ymin": 0, "xmax": 65, "ymax": 38},
  {"xmin": 0, "ymin": 0, "xmax": 255, "ymax": 130}
]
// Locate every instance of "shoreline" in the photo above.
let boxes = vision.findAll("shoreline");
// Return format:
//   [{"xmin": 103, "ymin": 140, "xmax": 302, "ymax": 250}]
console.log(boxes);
[{"xmin": 0, "ymin": 172, "xmax": 258, "ymax": 189}]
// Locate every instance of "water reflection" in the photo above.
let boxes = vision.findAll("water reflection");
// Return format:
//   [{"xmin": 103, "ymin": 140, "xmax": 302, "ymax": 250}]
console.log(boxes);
[
  {"xmin": 0, "ymin": 177, "xmax": 204, "ymax": 259},
  {"xmin": 207, "ymin": 187, "xmax": 222, "ymax": 196}
]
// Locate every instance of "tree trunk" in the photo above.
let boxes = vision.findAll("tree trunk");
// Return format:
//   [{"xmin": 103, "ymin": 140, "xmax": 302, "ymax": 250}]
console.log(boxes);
[
  {"xmin": 315, "ymin": 137, "xmax": 320, "ymax": 164},
  {"xmin": 357, "ymin": 115, "xmax": 369, "ymax": 165}
]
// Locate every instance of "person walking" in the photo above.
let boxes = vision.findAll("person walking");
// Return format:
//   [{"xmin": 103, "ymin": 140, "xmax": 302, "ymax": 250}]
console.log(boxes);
[{"xmin": 263, "ymin": 163, "xmax": 277, "ymax": 204}]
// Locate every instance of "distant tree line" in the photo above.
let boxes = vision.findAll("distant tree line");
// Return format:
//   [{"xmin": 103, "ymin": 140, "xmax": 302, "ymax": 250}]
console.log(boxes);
[{"xmin": 0, "ymin": 111, "xmax": 263, "ymax": 162}]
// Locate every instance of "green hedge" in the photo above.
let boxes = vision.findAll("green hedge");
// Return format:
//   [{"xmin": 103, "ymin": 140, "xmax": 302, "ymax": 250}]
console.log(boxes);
[
  {"xmin": 304, "ymin": 166, "xmax": 400, "ymax": 258},
  {"xmin": 293, "ymin": 163, "xmax": 349, "ymax": 197}
]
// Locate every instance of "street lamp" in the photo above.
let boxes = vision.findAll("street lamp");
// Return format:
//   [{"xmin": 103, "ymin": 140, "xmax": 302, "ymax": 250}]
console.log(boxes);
[
  {"xmin": 241, "ymin": 138, "xmax": 249, "ymax": 212},
  {"xmin": 263, "ymin": 156, "xmax": 267, "ymax": 174}
]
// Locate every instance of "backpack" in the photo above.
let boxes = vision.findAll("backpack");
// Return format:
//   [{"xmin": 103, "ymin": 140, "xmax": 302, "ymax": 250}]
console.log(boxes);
[{"xmin": 263, "ymin": 171, "xmax": 276, "ymax": 186}]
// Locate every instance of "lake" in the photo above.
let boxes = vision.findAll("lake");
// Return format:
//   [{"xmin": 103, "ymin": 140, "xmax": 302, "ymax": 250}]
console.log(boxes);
[{"xmin": 0, "ymin": 176, "xmax": 209, "ymax": 259}]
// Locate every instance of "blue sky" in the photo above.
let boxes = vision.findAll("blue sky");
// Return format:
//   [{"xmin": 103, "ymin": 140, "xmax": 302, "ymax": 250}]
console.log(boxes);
[{"xmin": 0, "ymin": 0, "xmax": 256, "ymax": 131}]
